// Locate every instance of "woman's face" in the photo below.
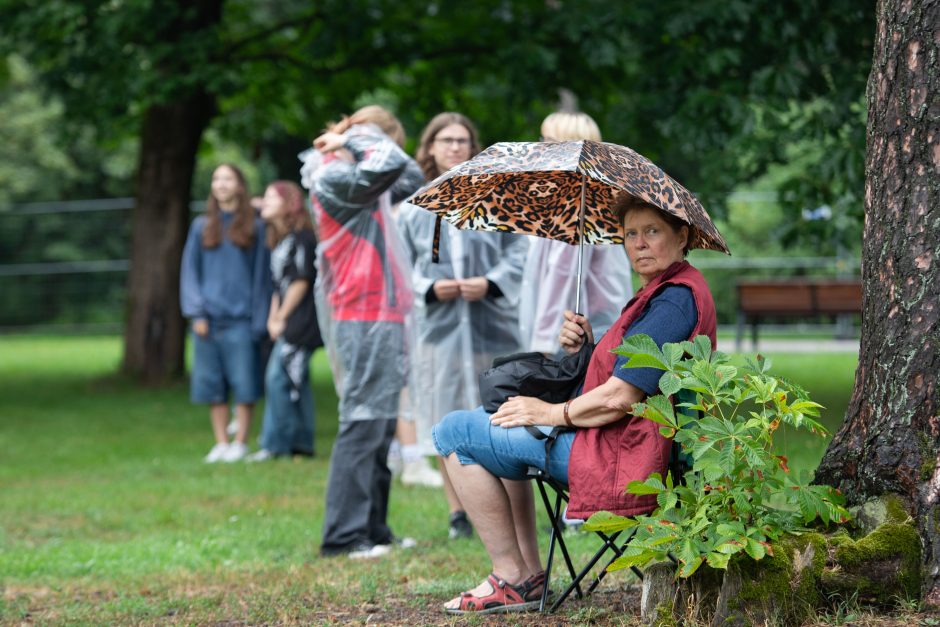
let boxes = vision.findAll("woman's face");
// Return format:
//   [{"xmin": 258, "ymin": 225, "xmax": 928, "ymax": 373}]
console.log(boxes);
[
  {"xmin": 260, "ymin": 186, "xmax": 285, "ymax": 222},
  {"xmin": 428, "ymin": 123, "xmax": 472, "ymax": 174},
  {"xmin": 622, "ymin": 206, "xmax": 689, "ymax": 285},
  {"xmin": 211, "ymin": 166, "xmax": 240, "ymax": 209}
]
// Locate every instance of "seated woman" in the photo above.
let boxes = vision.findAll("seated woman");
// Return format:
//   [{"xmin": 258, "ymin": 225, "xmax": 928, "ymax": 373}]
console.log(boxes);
[{"xmin": 432, "ymin": 196, "xmax": 718, "ymax": 614}]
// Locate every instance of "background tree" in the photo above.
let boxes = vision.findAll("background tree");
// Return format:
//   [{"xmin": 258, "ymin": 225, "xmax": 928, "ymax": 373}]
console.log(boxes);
[
  {"xmin": 815, "ymin": 0, "xmax": 940, "ymax": 604},
  {"xmin": 1, "ymin": 0, "xmax": 875, "ymax": 383}
]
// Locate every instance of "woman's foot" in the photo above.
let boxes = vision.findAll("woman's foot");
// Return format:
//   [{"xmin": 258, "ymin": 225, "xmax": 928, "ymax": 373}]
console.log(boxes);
[
  {"xmin": 443, "ymin": 573, "xmax": 540, "ymax": 614},
  {"xmin": 520, "ymin": 570, "xmax": 547, "ymax": 602}
]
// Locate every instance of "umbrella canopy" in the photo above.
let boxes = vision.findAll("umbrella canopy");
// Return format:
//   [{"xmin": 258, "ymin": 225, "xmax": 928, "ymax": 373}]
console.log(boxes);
[{"xmin": 406, "ymin": 140, "xmax": 731, "ymax": 255}]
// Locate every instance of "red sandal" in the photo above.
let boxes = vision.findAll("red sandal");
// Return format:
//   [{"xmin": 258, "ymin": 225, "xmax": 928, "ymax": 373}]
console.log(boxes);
[
  {"xmin": 520, "ymin": 570, "xmax": 547, "ymax": 602},
  {"xmin": 444, "ymin": 573, "xmax": 540, "ymax": 614}
]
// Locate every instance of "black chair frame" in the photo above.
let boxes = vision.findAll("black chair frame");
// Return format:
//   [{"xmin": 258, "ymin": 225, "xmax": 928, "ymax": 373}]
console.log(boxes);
[{"xmin": 527, "ymin": 439, "xmax": 688, "ymax": 613}]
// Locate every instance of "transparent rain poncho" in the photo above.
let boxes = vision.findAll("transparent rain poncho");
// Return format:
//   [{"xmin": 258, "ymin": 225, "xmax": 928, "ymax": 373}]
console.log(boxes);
[
  {"xmin": 299, "ymin": 124, "xmax": 424, "ymax": 422},
  {"xmin": 396, "ymin": 202, "xmax": 528, "ymax": 453},
  {"xmin": 518, "ymin": 238, "xmax": 633, "ymax": 356}
]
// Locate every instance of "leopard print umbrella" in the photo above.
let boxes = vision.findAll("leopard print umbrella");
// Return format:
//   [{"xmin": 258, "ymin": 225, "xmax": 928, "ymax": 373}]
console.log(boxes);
[{"xmin": 406, "ymin": 140, "xmax": 730, "ymax": 255}]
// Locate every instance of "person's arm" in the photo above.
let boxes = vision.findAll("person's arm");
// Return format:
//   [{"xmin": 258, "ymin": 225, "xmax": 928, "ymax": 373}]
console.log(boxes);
[
  {"xmin": 458, "ymin": 233, "xmax": 528, "ymax": 302},
  {"xmin": 273, "ymin": 280, "xmax": 309, "ymax": 323},
  {"xmin": 180, "ymin": 219, "xmax": 208, "ymax": 335},
  {"xmin": 389, "ymin": 159, "xmax": 425, "ymax": 204},
  {"xmin": 489, "ymin": 375, "xmax": 643, "ymax": 429},
  {"xmin": 250, "ymin": 222, "xmax": 273, "ymax": 339},
  {"xmin": 314, "ymin": 127, "xmax": 414, "ymax": 206},
  {"xmin": 484, "ymin": 233, "xmax": 529, "ymax": 303},
  {"xmin": 492, "ymin": 286, "xmax": 699, "ymax": 429},
  {"xmin": 267, "ymin": 293, "xmax": 281, "ymax": 339}
]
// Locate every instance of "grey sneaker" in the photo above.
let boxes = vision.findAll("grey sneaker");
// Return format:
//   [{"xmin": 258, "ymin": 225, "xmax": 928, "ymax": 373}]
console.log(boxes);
[{"xmin": 448, "ymin": 511, "xmax": 474, "ymax": 540}]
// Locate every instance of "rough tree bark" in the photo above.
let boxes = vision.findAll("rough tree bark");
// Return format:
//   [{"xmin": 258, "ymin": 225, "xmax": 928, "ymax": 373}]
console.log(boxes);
[
  {"xmin": 120, "ymin": 0, "xmax": 222, "ymax": 383},
  {"xmin": 815, "ymin": 0, "xmax": 940, "ymax": 605},
  {"xmin": 121, "ymin": 93, "xmax": 216, "ymax": 383}
]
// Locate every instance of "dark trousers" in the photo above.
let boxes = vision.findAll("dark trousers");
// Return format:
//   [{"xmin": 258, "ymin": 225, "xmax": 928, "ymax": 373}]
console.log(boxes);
[{"xmin": 320, "ymin": 418, "xmax": 397, "ymax": 554}]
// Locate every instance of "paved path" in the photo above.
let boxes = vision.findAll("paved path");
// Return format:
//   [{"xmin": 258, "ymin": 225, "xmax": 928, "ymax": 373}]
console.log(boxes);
[{"xmin": 728, "ymin": 338, "xmax": 860, "ymax": 354}]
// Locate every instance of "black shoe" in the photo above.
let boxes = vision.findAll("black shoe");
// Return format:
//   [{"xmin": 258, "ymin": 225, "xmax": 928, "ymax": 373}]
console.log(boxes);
[{"xmin": 448, "ymin": 511, "xmax": 473, "ymax": 539}]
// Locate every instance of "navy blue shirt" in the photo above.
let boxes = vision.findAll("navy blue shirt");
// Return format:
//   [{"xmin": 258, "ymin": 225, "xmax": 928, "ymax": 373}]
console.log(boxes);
[
  {"xmin": 180, "ymin": 213, "xmax": 271, "ymax": 338},
  {"xmin": 608, "ymin": 285, "xmax": 698, "ymax": 394}
]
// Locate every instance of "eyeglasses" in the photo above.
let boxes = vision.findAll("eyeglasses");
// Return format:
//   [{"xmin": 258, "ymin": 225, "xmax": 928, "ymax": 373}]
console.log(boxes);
[{"xmin": 434, "ymin": 137, "xmax": 471, "ymax": 147}]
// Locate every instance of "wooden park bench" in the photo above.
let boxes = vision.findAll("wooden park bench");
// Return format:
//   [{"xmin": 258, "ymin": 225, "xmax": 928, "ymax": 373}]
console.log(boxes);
[{"xmin": 735, "ymin": 278, "xmax": 862, "ymax": 351}]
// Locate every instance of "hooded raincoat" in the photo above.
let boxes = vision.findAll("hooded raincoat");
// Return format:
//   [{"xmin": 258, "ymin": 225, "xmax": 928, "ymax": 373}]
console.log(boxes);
[
  {"xmin": 397, "ymin": 203, "xmax": 528, "ymax": 454},
  {"xmin": 519, "ymin": 238, "xmax": 633, "ymax": 356},
  {"xmin": 300, "ymin": 124, "xmax": 424, "ymax": 422}
]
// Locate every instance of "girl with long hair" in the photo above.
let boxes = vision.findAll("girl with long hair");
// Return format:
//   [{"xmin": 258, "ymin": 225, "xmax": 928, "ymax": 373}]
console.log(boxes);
[
  {"xmin": 180, "ymin": 164, "xmax": 271, "ymax": 463},
  {"xmin": 397, "ymin": 112, "xmax": 529, "ymax": 540}
]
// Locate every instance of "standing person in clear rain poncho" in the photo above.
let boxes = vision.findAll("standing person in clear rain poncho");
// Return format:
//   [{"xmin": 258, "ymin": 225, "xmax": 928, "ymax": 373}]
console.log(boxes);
[
  {"xmin": 300, "ymin": 105, "xmax": 424, "ymax": 559},
  {"xmin": 518, "ymin": 111, "xmax": 632, "ymax": 357},
  {"xmin": 397, "ymin": 113, "xmax": 528, "ymax": 540}
]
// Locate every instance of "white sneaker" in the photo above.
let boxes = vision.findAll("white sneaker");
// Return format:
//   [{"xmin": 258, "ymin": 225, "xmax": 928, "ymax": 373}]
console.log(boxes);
[
  {"xmin": 204, "ymin": 443, "xmax": 229, "ymax": 463},
  {"xmin": 348, "ymin": 543, "xmax": 392, "ymax": 560},
  {"xmin": 221, "ymin": 441, "xmax": 248, "ymax": 462},
  {"xmin": 245, "ymin": 448, "xmax": 275, "ymax": 463},
  {"xmin": 401, "ymin": 459, "xmax": 444, "ymax": 487}
]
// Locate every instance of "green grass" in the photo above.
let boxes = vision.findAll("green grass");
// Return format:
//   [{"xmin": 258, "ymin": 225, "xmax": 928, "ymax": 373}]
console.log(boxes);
[{"xmin": 0, "ymin": 335, "xmax": 858, "ymax": 624}]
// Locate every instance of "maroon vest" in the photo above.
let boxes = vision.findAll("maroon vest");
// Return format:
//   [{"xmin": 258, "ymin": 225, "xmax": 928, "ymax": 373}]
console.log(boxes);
[{"xmin": 566, "ymin": 261, "xmax": 717, "ymax": 519}]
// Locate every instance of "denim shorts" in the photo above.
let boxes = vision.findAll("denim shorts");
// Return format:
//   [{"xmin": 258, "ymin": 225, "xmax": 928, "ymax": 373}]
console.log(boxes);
[
  {"xmin": 432, "ymin": 406, "xmax": 575, "ymax": 484},
  {"xmin": 190, "ymin": 319, "xmax": 260, "ymax": 404}
]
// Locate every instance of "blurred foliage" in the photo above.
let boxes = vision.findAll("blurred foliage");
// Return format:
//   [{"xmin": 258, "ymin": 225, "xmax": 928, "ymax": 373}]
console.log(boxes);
[
  {"xmin": 0, "ymin": 1, "xmax": 874, "ymax": 222},
  {"xmin": 0, "ymin": 0, "xmax": 873, "ymax": 330}
]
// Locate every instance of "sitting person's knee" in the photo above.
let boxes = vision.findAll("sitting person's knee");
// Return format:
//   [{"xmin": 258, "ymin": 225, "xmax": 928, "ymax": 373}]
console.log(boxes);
[{"xmin": 433, "ymin": 407, "xmax": 489, "ymax": 458}]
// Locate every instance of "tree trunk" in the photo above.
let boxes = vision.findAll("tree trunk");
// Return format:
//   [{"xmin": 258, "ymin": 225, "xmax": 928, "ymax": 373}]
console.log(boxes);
[
  {"xmin": 121, "ymin": 93, "xmax": 215, "ymax": 383},
  {"xmin": 815, "ymin": 0, "xmax": 940, "ymax": 605}
]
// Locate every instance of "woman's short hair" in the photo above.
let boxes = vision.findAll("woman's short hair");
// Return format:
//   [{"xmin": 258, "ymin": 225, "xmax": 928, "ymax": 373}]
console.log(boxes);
[
  {"xmin": 328, "ymin": 105, "xmax": 406, "ymax": 147},
  {"xmin": 416, "ymin": 112, "xmax": 481, "ymax": 181},
  {"xmin": 613, "ymin": 194, "xmax": 693, "ymax": 256},
  {"xmin": 540, "ymin": 111, "xmax": 602, "ymax": 142}
]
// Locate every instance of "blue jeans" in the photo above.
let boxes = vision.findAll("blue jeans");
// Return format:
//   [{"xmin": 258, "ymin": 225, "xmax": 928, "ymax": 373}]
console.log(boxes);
[
  {"xmin": 432, "ymin": 406, "xmax": 575, "ymax": 484},
  {"xmin": 191, "ymin": 319, "xmax": 260, "ymax": 404},
  {"xmin": 260, "ymin": 338, "xmax": 314, "ymax": 455}
]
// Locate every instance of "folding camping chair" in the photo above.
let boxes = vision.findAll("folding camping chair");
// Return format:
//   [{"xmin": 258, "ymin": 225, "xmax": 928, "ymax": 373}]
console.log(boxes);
[{"xmin": 526, "ymin": 392, "xmax": 695, "ymax": 613}]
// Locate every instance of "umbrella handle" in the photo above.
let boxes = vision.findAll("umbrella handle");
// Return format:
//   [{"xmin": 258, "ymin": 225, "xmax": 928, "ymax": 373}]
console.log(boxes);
[
  {"xmin": 431, "ymin": 216, "xmax": 442, "ymax": 263},
  {"xmin": 575, "ymin": 173, "xmax": 586, "ymax": 315}
]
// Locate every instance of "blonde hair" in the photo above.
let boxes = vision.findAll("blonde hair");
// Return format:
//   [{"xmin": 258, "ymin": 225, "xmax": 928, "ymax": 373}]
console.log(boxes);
[
  {"xmin": 540, "ymin": 111, "xmax": 602, "ymax": 142},
  {"xmin": 328, "ymin": 104, "xmax": 406, "ymax": 147}
]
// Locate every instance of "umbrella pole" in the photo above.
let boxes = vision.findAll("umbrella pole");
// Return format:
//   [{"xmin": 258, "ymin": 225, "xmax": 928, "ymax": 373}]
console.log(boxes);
[{"xmin": 575, "ymin": 173, "xmax": 586, "ymax": 315}]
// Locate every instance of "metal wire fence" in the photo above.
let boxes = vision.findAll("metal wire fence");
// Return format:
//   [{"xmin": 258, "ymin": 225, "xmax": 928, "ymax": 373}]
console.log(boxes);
[{"xmin": 0, "ymin": 198, "xmax": 861, "ymax": 335}]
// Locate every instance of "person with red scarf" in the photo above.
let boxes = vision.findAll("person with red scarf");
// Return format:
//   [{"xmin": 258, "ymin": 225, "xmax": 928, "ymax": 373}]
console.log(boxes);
[{"xmin": 432, "ymin": 196, "xmax": 717, "ymax": 614}]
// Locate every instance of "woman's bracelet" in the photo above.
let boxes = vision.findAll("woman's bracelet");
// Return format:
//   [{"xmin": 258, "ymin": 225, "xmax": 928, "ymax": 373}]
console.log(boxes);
[{"xmin": 563, "ymin": 399, "xmax": 575, "ymax": 428}]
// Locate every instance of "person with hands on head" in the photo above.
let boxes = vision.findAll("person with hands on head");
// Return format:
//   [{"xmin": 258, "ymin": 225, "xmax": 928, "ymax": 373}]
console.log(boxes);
[
  {"xmin": 180, "ymin": 163, "xmax": 271, "ymax": 463},
  {"xmin": 431, "ymin": 196, "xmax": 717, "ymax": 614},
  {"xmin": 396, "ymin": 112, "xmax": 528, "ymax": 540},
  {"xmin": 301, "ymin": 105, "xmax": 424, "ymax": 560}
]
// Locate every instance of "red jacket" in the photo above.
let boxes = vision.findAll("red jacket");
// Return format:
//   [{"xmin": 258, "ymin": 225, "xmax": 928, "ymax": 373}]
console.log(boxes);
[{"xmin": 566, "ymin": 261, "xmax": 717, "ymax": 519}]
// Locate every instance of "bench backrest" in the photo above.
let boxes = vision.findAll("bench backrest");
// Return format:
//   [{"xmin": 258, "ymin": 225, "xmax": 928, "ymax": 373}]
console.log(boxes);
[{"xmin": 737, "ymin": 279, "xmax": 861, "ymax": 316}]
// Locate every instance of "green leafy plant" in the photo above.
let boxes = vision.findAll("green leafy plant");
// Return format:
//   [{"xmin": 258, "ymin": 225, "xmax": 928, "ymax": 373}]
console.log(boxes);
[{"xmin": 582, "ymin": 334, "xmax": 850, "ymax": 577}]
